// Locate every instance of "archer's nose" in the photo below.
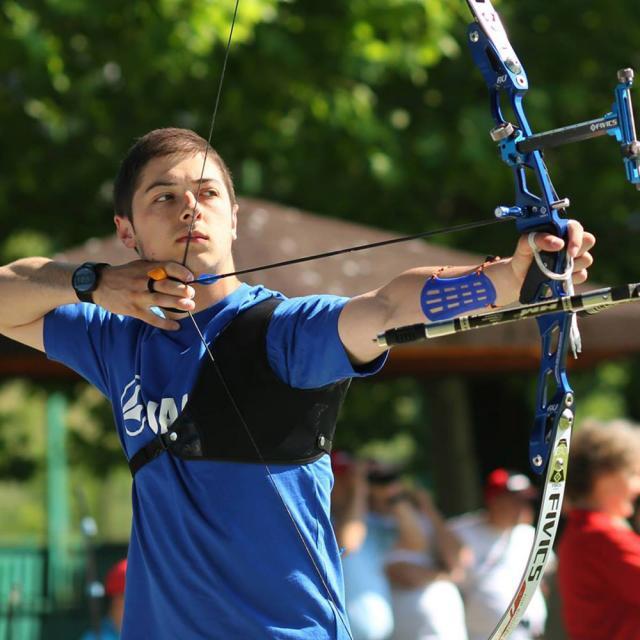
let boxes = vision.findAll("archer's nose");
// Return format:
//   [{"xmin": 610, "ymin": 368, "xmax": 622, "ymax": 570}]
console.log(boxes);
[{"xmin": 180, "ymin": 190, "xmax": 200, "ymax": 221}]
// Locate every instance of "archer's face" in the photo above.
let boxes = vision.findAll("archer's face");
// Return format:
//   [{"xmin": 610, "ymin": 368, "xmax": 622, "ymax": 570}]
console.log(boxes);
[{"xmin": 115, "ymin": 152, "xmax": 238, "ymax": 276}]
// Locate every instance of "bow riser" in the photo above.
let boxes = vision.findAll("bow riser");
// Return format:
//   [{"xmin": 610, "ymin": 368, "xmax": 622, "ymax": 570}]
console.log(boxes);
[
  {"xmin": 530, "ymin": 312, "xmax": 574, "ymax": 471},
  {"xmin": 467, "ymin": 3, "xmax": 572, "ymax": 480},
  {"xmin": 467, "ymin": 19, "xmax": 571, "ymax": 302}
]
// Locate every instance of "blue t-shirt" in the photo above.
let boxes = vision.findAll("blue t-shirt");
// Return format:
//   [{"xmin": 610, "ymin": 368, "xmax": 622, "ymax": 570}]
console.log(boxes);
[{"xmin": 45, "ymin": 284, "xmax": 386, "ymax": 640}]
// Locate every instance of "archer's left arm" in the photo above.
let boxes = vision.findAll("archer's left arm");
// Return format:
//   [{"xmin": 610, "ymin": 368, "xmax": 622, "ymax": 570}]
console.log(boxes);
[{"xmin": 338, "ymin": 221, "xmax": 594, "ymax": 364}]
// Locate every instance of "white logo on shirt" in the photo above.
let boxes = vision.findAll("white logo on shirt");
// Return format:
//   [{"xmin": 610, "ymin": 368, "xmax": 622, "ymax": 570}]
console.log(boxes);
[{"xmin": 120, "ymin": 375, "xmax": 188, "ymax": 437}]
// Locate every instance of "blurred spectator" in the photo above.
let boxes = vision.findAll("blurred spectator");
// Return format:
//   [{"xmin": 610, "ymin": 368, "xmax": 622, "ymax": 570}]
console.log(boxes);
[
  {"xmin": 632, "ymin": 496, "xmax": 640, "ymax": 535},
  {"xmin": 80, "ymin": 558, "xmax": 126, "ymax": 640},
  {"xmin": 558, "ymin": 419, "xmax": 640, "ymax": 639},
  {"xmin": 332, "ymin": 454, "xmax": 395, "ymax": 640},
  {"xmin": 385, "ymin": 487, "xmax": 468, "ymax": 640},
  {"xmin": 449, "ymin": 469, "xmax": 549, "ymax": 640},
  {"xmin": 332, "ymin": 455, "xmax": 467, "ymax": 640}
]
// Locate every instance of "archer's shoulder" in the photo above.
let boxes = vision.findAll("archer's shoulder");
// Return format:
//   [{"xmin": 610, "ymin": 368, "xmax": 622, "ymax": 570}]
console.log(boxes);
[{"xmin": 269, "ymin": 292, "xmax": 350, "ymax": 322}]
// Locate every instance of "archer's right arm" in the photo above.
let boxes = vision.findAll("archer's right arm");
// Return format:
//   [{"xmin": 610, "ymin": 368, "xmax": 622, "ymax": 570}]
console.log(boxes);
[
  {"xmin": 0, "ymin": 258, "xmax": 78, "ymax": 352},
  {"xmin": 0, "ymin": 258, "xmax": 196, "ymax": 351}
]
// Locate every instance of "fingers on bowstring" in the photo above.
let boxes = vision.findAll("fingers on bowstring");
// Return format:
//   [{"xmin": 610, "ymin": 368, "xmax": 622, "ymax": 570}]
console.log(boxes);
[
  {"xmin": 158, "ymin": 262, "xmax": 195, "ymax": 284},
  {"xmin": 148, "ymin": 291, "xmax": 195, "ymax": 314},
  {"xmin": 147, "ymin": 276, "xmax": 195, "ymax": 301},
  {"xmin": 146, "ymin": 261, "xmax": 194, "ymax": 284},
  {"xmin": 145, "ymin": 263, "xmax": 195, "ymax": 310}
]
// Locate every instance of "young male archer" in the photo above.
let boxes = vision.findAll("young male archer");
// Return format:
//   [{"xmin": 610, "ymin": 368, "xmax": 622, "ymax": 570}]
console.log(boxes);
[{"xmin": 0, "ymin": 128, "xmax": 594, "ymax": 639}]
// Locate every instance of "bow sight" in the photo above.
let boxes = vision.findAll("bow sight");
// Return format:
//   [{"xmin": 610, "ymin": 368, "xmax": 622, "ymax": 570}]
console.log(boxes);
[{"xmin": 467, "ymin": 1, "xmax": 640, "ymax": 211}]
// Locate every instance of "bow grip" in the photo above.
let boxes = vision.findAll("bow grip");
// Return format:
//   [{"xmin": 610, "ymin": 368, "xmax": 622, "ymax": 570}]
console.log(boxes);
[
  {"xmin": 520, "ymin": 250, "xmax": 556, "ymax": 304},
  {"xmin": 516, "ymin": 216, "xmax": 570, "ymax": 304}
]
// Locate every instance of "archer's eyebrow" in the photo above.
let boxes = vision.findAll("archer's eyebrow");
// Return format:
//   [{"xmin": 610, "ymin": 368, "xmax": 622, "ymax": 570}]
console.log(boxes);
[{"xmin": 144, "ymin": 178, "xmax": 223, "ymax": 194}]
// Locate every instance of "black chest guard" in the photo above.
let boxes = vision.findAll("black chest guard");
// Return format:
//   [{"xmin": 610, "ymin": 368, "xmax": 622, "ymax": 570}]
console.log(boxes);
[{"xmin": 129, "ymin": 298, "xmax": 351, "ymax": 476}]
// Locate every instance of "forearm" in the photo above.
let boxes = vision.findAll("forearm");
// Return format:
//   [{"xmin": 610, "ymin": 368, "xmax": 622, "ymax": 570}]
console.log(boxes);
[
  {"xmin": 385, "ymin": 563, "xmax": 446, "ymax": 589},
  {"xmin": 339, "ymin": 259, "xmax": 515, "ymax": 363},
  {"xmin": 429, "ymin": 517, "xmax": 465, "ymax": 574},
  {"xmin": 340, "ymin": 226, "xmax": 593, "ymax": 364},
  {"xmin": 0, "ymin": 258, "xmax": 78, "ymax": 329},
  {"xmin": 392, "ymin": 500, "xmax": 428, "ymax": 552},
  {"xmin": 333, "ymin": 481, "xmax": 368, "ymax": 554},
  {"xmin": 334, "ymin": 520, "xmax": 367, "ymax": 556},
  {"xmin": 377, "ymin": 259, "xmax": 516, "ymax": 330}
]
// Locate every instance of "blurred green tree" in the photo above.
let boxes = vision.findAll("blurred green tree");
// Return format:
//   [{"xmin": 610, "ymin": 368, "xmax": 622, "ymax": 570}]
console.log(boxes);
[{"xmin": 1, "ymin": 0, "xmax": 640, "ymax": 519}]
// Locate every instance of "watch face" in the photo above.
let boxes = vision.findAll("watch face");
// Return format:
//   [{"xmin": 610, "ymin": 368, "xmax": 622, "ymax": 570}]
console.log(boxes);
[{"xmin": 73, "ymin": 266, "xmax": 97, "ymax": 293}]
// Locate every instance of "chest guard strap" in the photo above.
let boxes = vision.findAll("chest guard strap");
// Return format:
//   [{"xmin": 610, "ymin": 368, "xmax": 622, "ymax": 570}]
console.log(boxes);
[{"xmin": 129, "ymin": 298, "xmax": 350, "ymax": 477}]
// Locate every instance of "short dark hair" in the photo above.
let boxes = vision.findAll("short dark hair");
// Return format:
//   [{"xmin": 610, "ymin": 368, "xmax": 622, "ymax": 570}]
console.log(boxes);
[
  {"xmin": 566, "ymin": 419, "xmax": 640, "ymax": 502},
  {"xmin": 113, "ymin": 128, "xmax": 236, "ymax": 220}
]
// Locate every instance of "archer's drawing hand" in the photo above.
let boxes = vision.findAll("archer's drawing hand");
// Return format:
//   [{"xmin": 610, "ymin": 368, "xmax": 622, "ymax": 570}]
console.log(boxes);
[{"xmin": 93, "ymin": 260, "xmax": 195, "ymax": 330}]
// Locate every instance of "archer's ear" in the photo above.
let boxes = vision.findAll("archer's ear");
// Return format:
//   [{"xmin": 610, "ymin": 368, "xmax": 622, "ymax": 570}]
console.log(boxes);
[
  {"xmin": 114, "ymin": 215, "xmax": 137, "ymax": 250},
  {"xmin": 230, "ymin": 202, "xmax": 239, "ymax": 241}
]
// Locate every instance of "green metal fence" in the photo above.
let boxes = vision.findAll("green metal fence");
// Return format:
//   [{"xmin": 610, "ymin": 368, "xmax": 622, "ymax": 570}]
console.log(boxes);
[
  {"xmin": 0, "ymin": 544, "xmax": 127, "ymax": 640},
  {"xmin": 0, "ymin": 548, "xmax": 44, "ymax": 640}
]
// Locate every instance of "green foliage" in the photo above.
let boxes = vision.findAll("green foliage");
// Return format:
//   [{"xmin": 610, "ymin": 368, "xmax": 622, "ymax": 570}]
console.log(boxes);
[
  {"xmin": 2, "ymin": 0, "xmax": 638, "ymax": 283},
  {"xmin": 336, "ymin": 377, "xmax": 429, "ymax": 474},
  {"xmin": 0, "ymin": 379, "xmax": 131, "ymax": 542},
  {"xmin": 2, "ymin": 0, "xmax": 640, "ymax": 535},
  {"xmin": 65, "ymin": 384, "xmax": 123, "ymax": 477},
  {"xmin": 573, "ymin": 363, "xmax": 630, "ymax": 424},
  {"xmin": 0, "ymin": 380, "xmax": 47, "ymax": 479}
]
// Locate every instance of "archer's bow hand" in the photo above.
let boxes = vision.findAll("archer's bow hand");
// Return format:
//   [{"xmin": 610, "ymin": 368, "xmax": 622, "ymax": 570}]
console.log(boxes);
[
  {"xmin": 93, "ymin": 260, "xmax": 195, "ymax": 330},
  {"xmin": 493, "ymin": 220, "xmax": 596, "ymax": 306}
]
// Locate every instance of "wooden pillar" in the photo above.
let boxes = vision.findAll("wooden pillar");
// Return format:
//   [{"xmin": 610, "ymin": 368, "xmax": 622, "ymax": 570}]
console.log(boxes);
[{"xmin": 423, "ymin": 376, "xmax": 481, "ymax": 515}]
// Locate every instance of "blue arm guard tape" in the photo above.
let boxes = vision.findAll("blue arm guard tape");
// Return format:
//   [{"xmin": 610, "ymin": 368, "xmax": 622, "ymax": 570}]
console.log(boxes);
[{"xmin": 420, "ymin": 271, "xmax": 497, "ymax": 321}]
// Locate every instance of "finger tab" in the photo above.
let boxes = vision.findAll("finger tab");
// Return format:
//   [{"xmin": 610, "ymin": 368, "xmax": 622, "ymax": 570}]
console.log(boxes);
[{"xmin": 147, "ymin": 267, "xmax": 168, "ymax": 281}]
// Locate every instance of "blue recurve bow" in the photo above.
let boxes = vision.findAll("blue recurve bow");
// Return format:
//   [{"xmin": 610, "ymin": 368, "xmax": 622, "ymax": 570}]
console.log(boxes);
[
  {"xmin": 378, "ymin": 2, "xmax": 639, "ymax": 637},
  {"xmin": 465, "ymin": 3, "xmax": 639, "ymax": 636}
]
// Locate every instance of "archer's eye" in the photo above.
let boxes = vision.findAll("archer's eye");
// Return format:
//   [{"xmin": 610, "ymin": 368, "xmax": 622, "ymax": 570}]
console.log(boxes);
[{"xmin": 201, "ymin": 188, "xmax": 219, "ymax": 198}]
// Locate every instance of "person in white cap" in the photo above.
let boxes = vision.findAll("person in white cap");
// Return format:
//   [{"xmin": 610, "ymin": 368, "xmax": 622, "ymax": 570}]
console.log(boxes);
[{"xmin": 448, "ymin": 468, "xmax": 551, "ymax": 640}]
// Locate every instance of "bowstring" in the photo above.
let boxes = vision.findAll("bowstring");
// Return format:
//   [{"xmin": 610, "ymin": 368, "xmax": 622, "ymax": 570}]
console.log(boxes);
[
  {"xmin": 181, "ymin": 3, "xmax": 354, "ymax": 637},
  {"xmin": 181, "ymin": 0, "xmax": 239, "ymax": 266}
]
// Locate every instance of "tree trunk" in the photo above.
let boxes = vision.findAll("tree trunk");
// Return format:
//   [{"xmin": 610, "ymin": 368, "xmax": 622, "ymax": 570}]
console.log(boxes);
[{"xmin": 423, "ymin": 376, "xmax": 481, "ymax": 515}]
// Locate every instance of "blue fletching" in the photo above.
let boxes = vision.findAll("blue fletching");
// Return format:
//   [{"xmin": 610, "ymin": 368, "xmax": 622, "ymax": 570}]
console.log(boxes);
[{"xmin": 195, "ymin": 274, "xmax": 221, "ymax": 286}]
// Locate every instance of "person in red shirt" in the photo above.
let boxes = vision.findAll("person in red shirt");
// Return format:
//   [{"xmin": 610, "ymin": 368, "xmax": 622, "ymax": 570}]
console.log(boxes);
[
  {"xmin": 80, "ymin": 559, "xmax": 126, "ymax": 640},
  {"xmin": 558, "ymin": 420, "xmax": 640, "ymax": 640}
]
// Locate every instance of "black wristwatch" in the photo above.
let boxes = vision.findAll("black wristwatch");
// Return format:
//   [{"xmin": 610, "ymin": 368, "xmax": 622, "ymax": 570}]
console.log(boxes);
[{"xmin": 71, "ymin": 262, "xmax": 110, "ymax": 303}]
